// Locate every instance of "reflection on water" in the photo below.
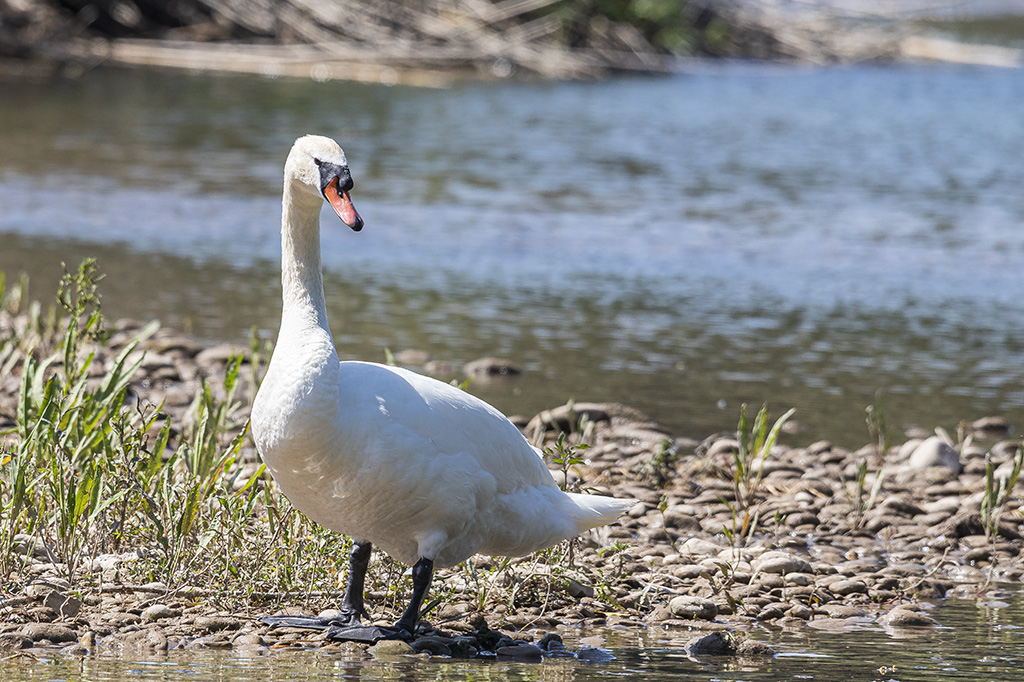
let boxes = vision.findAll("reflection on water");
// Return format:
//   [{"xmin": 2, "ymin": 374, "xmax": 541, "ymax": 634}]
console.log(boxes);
[
  {"xmin": 1, "ymin": 64, "xmax": 1023, "ymax": 445},
  {"xmin": 2, "ymin": 592, "xmax": 1023, "ymax": 681}
]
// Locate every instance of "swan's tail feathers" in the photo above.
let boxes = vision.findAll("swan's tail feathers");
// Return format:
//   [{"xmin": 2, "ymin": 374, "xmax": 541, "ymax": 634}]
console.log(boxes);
[{"xmin": 565, "ymin": 492, "xmax": 637, "ymax": 534}]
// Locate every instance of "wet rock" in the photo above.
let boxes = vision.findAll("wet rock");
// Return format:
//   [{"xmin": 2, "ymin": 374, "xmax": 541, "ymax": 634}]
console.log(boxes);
[
  {"xmin": 22, "ymin": 622, "xmax": 77, "ymax": 643},
  {"xmin": 464, "ymin": 357, "xmax": 521, "ymax": 378},
  {"xmin": 686, "ymin": 632, "xmax": 735, "ymax": 656},
  {"xmin": 393, "ymin": 349, "xmax": 432, "ymax": 366},
  {"xmin": 668, "ymin": 595, "xmax": 717, "ymax": 620},
  {"xmin": 736, "ymin": 639, "xmax": 776, "ymax": 657},
  {"xmin": 527, "ymin": 402, "xmax": 612, "ymax": 434},
  {"xmin": 908, "ymin": 437, "xmax": 961, "ymax": 473},
  {"xmin": 0, "ymin": 633, "xmax": 33, "ymax": 653},
  {"xmin": 369, "ymin": 639, "xmax": 414, "ymax": 657},
  {"xmin": 787, "ymin": 604, "xmax": 813, "ymax": 620},
  {"xmin": 882, "ymin": 607, "xmax": 939, "ymax": 627},
  {"xmin": 577, "ymin": 646, "xmax": 615, "ymax": 664},
  {"xmin": 497, "ymin": 643, "xmax": 544, "ymax": 660},
  {"xmin": 120, "ymin": 627, "xmax": 169, "ymax": 652},
  {"xmin": 965, "ymin": 416, "xmax": 1011, "ymax": 439},
  {"xmin": 410, "ymin": 636, "xmax": 452, "ymax": 656}
]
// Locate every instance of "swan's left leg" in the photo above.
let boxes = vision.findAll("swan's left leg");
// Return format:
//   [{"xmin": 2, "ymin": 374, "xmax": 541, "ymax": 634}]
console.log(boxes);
[{"xmin": 392, "ymin": 557, "xmax": 434, "ymax": 635}]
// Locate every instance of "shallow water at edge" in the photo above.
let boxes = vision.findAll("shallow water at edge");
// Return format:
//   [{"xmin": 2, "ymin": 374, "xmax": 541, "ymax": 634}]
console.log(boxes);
[{"xmin": 2, "ymin": 591, "xmax": 1023, "ymax": 681}]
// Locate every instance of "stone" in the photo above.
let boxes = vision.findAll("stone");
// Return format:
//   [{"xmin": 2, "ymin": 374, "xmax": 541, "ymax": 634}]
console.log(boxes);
[
  {"xmin": 908, "ymin": 437, "xmax": 961, "ymax": 473},
  {"xmin": 141, "ymin": 604, "xmax": 179, "ymax": 623},
  {"xmin": 193, "ymin": 616, "xmax": 241, "ymax": 633},
  {"xmin": 686, "ymin": 632, "xmax": 735, "ymax": 656},
  {"xmin": 829, "ymin": 579, "xmax": 868, "ymax": 596},
  {"xmin": 464, "ymin": 357, "xmax": 521, "ymax": 377},
  {"xmin": 410, "ymin": 636, "xmax": 452, "ymax": 656},
  {"xmin": 369, "ymin": 640, "xmax": 414, "ymax": 657},
  {"xmin": 736, "ymin": 639, "xmax": 776, "ymax": 657},
  {"xmin": 496, "ymin": 643, "xmax": 544, "ymax": 660},
  {"xmin": 42, "ymin": 590, "xmax": 82, "ymax": 618},
  {"xmin": 0, "ymin": 633, "xmax": 33, "ymax": 653},
  {"xmin": 22, "ymin": 623, "xmax": 77, "ymax": 643},
  {"xmin": 752, "ymin": 551, "xmax": 812, "ymax": 575},
  {"xmin": 120, "ymin": 628, "xmax": 169, "ymax": 652},
  {"xmin": 882, "ymin": 607, "xmax": 939, "ymax": 627},
  {"xmin": 668, "ymin": 595, "xmax": 718, "ymax": 620}
]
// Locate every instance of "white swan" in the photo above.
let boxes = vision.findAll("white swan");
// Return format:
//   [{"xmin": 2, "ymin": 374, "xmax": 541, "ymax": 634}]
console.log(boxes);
[{"xmin": 251, "ymin": 135, "xmax": 634, "ymax": 642}]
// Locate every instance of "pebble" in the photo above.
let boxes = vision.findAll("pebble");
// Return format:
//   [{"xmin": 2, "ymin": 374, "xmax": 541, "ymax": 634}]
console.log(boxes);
[
  {"xmin": 369, "ymin": 640, "xmax": 414, "ymax": 657},
  {"xmin": 882, "ymin": 607, "xmax": 939, "ymax": 627},
  {"xmin": 496, "ymin": 643, "xmax": 544, "ymax": 660},
  {"xmin": 752, "ymin": 551, "xmax": 812, "ymax": 575},
  {"xmin": 908, "ymin": 436, "xmax": 961, "ymax": 473},
  {"xmin": 142, "ymin": 604, "xmax": 180, "ymax": 623},
  {"xmin": 668, "ymin": 596, "xmax": 718, "ymax": 620},
  {"xmin": 22, "ymin": 623, "xmax": 78, "ymax": 643}
]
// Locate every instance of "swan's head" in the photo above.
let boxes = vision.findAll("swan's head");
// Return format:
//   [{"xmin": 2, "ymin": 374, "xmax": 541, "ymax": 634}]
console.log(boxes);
[{"xmin": 285, "ymin": 134, "xmax": 364, "ymax": 231}]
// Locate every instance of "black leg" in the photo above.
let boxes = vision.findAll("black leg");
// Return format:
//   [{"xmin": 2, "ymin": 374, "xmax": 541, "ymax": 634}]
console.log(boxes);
[
  {"xmin": 260, "ymin": 540, "xmax": 372, "ymax": 630},
  {"xmin": 393, "ymin": 557, "xmax": 434, "ymax": 635},
  {"xmin": 339, "ymin": 540, "xmax": 372, "ymax": 620}
]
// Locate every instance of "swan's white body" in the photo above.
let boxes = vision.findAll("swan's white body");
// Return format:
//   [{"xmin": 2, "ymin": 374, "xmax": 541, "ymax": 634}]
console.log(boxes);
[{"xmin": 251, "ymin": 135, "xmax": 633, "ymax": 571}]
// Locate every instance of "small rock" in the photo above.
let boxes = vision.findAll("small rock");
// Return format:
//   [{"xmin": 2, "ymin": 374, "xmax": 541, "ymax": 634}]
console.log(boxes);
[
  {"xmin": 194, "ymin": 616, "xmax": 241, "ymax": 633},
  {"xmin": 830, "ymin": 579, "xmax": 868, "ymax": 596},
  {"xmin": 882, "ymin": 608, "xmax": 939, "ymax": 627},
  {"xmin": 576, "ymin": 646, "xmax": 615, "ymax": 664},
  {"xmin": 736, "ymin": 639, "xmax": 776, "ymax": 657},
  {"xmin": 668, "ymin": 595, "xmax": 718, "ymax": 620},
  {"xmin": 563, "ymin": 579, "xmax": 595, "ymax": 599},
  {"xmin": 908, "ymin": 436, "xmax": 961, "ymax": 473},
  {"xmin": 410, "ymin": 636, "xmax": 452, "ymax": 657},
  {"xmin": 120, "ymin": 628, "xmax": 169, "ymax": 652},
  {"xmin": 464, "ymin": 357, "xmax": 521, "ymax": 377},
  {"xmin": 0, "ymin": 633, "xmax": 33, "ymax": 653},
  {"xmin": 496, "ymin": 643, "xmax": 544, "ymax": 660},
  {"xmin": 43, "ymin": 590, "xmax": 82, "ymax": 618},
  {"xmin": 22, "ymin": 623, "xmax": 77, "ymax": 643},
  {"xmin": 369, "ymin": 640, "xmax": 414, "ymax": 657},
  {"xmin": 141, "ymin": 604, "xmax": 179, "ymax": 623},
  {"xmin": 752, "ymin": 551, "xmax": 812, "ymax": 575},
  {"xmin": 787, "ymin": 604, "xmax": 813, "ymax": 620},
  {"xmin": 686, "ymin": 632, "xmax": 735, "ymax": 656}
]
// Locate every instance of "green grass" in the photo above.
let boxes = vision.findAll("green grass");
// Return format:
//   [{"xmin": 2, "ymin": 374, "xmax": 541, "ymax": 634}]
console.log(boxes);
[{"xmin": 0, "ymin": 262, "xmax": 392, "ymax": 610}]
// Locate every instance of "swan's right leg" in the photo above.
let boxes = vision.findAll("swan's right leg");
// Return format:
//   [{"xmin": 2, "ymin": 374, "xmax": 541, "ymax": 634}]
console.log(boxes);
[{"xmin": 260, "ymin": 539, "xmax": 372, "ymax": 630}]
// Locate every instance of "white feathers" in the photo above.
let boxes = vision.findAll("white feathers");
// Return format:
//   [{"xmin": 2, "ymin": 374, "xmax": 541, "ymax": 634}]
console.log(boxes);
[{"xmin": 251, "ymin": 135, "xmax": 634, "ymax": 569}]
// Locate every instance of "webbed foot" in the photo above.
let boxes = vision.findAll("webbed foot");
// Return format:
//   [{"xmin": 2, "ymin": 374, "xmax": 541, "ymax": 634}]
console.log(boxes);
[{"xmin": 324, "ymin": 623, "xmax": 414, "ymax": 643}]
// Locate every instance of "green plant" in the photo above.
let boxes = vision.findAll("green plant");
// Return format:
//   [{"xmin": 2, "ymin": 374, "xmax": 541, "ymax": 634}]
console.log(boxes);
[
  {"xmin": 545, "ymin": 431, "xmax": 591, "ymax": 494},
  {"xmin": 865, "ymin": 390, "xmax": 892, "ymax": 464},
  {"xmin": 638, "ymin": 438, "xmax": 678, "ymax": 487},
  {"xmin": 981, "ymin": 446, "xmax": 1023, "ymax": 539},
  {"xmin": 842, "ymin": 459, "xmax": 886, "ymax": 530},
  {"xmin": 721, "ymin": 403, "xmax": 794, "ymax": 549}
]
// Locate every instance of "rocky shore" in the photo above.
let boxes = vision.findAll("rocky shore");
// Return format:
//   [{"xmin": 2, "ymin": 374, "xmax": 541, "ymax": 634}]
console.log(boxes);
[{"xmin": 1, "ymin": 318, "xmax": 1022, "ymax": 661}]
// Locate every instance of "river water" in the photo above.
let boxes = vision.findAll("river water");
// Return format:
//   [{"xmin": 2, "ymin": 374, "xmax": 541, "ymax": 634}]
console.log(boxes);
[
  {"xmin": 1, "ymin": 62, "xmax": 1023, "ymax": 447},
  {"xmin": 2, "ymin": 590, "xmax": 1023, "ymax": 681}
]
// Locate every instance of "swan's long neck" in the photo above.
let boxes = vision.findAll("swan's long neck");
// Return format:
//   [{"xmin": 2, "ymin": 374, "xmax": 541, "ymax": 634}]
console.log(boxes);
[{"xmin": 280, "ymin": 185, "xmax": 331, "ymax": 337}]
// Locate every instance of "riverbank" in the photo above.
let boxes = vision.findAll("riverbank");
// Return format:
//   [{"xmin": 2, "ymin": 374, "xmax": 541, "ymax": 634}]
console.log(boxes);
[
  {"xmin": 2, "ymin": 1, "xmax": 1021, "ymax": 85},
  {"xmin": 1, "ymin": 267, "xmax": 1022, "ymax": 660}
]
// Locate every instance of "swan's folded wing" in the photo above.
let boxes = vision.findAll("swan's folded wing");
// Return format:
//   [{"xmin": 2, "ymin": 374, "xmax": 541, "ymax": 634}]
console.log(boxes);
[{"xmin": 336, "ymin": 361, "xmax": 559, "ymax": 494}]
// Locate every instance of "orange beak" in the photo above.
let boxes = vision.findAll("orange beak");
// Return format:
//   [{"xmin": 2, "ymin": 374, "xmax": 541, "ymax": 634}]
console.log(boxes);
[{"xmin": 324, "ymin": 177, "xmax": 363, "ymax": 231}]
